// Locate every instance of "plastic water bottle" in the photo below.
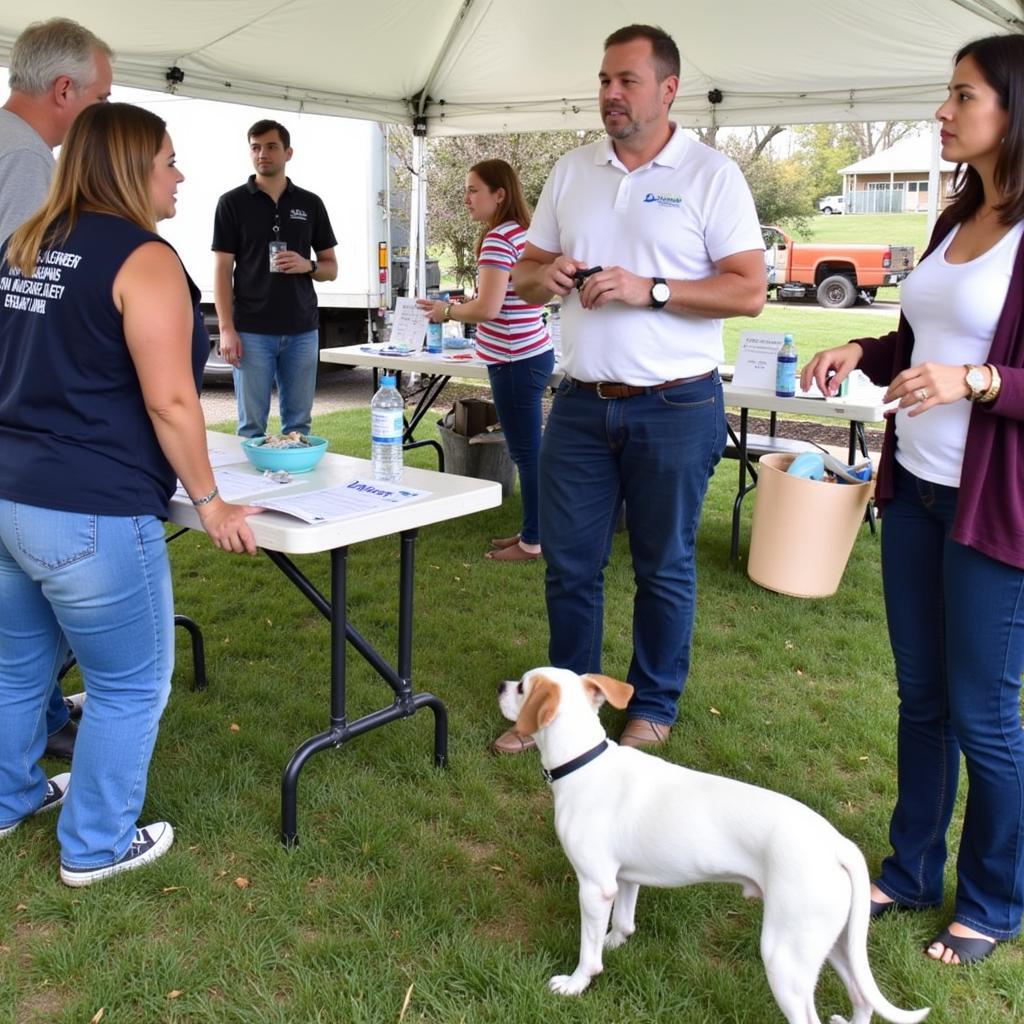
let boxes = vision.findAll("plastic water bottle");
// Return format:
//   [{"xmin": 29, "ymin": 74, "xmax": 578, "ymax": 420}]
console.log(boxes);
[
  {"xmin": 370, "ymin": 374, "xmax": 404, "ymax": 481},
  {"xmin": 548, "ymin": 303, "xmax": 562, "ymax": 360},
  {"xmin": 775, "ymin": 333, "xmax": 797, "ymax": 398},
  {"xmin": 426, "ymin": 292, "xmax": 443, "ymax": 353}
]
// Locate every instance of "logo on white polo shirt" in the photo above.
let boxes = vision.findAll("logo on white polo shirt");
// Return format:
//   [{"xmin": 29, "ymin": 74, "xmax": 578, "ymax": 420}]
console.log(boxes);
[
  {"xmin": 643, "ymin": 193, "xmax": 682, "ymax": 209},
  {"xmin": 290, "ymin": 208, "xmax": 308, "ymax": 221}
]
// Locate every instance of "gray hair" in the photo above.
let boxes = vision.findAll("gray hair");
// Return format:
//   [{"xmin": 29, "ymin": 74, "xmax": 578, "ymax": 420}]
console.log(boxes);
[{"xmin": 8, "ymin": 17, "xmax": 113, "ymax": 95}]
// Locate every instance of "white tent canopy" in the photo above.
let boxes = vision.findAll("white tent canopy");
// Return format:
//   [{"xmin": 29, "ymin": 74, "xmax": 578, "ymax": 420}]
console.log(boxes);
[{"xmin": 1, "ymin": 0, "xmax": 1022, "ymax": 135}]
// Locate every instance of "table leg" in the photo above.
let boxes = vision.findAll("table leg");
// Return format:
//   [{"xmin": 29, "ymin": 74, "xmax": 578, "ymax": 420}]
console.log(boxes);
[
  {"xmin": 270, "ymin": 531, "xmax": 449, "ymax": 848},
  {"xmin": 848, "ymin": 421, "xmax": 877, "ymax": 535},
  {"xmin": 730, "ymin": 408, "xmax": 758, "ymax": 563},
  {"xmin": 383, "ymin": 370, "xmax": 451, "ymax": 470}
]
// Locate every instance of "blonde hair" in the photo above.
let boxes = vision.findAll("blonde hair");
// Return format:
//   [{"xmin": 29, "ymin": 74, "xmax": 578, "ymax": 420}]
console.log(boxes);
[{"xmin": 6, "ymin": 103, "xmax": 165, "ymax": 277}]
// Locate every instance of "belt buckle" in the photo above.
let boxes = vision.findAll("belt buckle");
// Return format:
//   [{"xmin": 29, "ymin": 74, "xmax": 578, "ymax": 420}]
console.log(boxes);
[{"xmin": 595, "ymin": 381, "xmax": 614, "ymax": 400}]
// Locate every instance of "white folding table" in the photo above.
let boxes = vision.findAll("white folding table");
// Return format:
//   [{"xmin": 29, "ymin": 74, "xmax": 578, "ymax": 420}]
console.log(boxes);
[{"xmin": 168, "ymin": 432, "xmax": 501, "ymax": 845}]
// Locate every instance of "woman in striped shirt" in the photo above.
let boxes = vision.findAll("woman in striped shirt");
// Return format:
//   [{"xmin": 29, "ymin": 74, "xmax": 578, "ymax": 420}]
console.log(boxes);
[{"xmin": 419, "ymin": 159, "xmax": 554, "ymax": 567}]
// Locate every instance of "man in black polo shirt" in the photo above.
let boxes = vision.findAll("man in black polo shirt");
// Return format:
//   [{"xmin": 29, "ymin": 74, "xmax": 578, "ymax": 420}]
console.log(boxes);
[{"xmin": 212, "ymin": 119, "xmax": 338, "ymax": 438}]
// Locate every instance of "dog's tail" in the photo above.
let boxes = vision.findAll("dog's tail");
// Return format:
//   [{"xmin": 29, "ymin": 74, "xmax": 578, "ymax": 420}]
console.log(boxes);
[{"xmin": 838, "ymin": 839, "xmax": 930, "ymax": 1024}]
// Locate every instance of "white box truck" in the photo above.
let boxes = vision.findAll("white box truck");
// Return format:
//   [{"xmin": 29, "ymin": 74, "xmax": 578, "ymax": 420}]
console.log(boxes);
[{"xmin": 116, "ymin": 86, "xmax": 393, "ymax": 375}]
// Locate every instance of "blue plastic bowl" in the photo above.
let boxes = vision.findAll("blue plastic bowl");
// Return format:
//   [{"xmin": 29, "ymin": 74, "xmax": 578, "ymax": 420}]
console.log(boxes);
[{"xmin": 240, "ymin": 435, "xmax": 328, "ymax": 474}]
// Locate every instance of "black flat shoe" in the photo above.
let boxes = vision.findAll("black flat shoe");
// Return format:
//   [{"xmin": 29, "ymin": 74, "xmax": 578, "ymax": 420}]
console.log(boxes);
[
  {"xmin": 870, "ymin": 898, "xmax": 900, "ymax": 919},
  {"xmin": 926, "ymin": 926, "xmax": 1000, "ymax": 965},
  {"xmin": 44, "ymin": 720, "xmax": 77, "ymax": 761}
]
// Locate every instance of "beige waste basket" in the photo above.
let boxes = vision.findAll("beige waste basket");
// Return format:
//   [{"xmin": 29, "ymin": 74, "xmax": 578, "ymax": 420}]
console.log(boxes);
[{"xmin": 747, "ymin": 453, "xmax": 872, "ymax": 598}]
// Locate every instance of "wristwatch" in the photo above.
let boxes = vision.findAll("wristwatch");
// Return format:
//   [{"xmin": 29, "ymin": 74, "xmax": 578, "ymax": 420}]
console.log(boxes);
[
  {"xmin": 650, "ymin": 277, "xmax": 670, "ymax": 309},
  {"xmin": 308, "ymin": 259, "xmax": 318, "ymax": 277},
  {"xmin": 964, "ymin": 364, "xmax": 987, "ymax": 402},
  {"xmin": 443, "ymin": 301, "xmax": 454, "ymax": 321}
]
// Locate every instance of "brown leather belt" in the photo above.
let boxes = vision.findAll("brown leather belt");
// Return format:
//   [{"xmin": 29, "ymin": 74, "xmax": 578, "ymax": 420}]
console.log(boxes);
[{"xmin": 573, "ymin": 370, "xmax": 715, "ymax": 399}]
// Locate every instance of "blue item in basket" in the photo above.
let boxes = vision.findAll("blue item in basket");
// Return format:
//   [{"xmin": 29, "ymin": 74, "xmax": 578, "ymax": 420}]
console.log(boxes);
[
  {"xmin": 820, "ymin": 452, "xmax": 873, "ymax": 484},
  {"xmin": 241, "ymin": 435, "xmax": 328, "ymax": 473},
  {"xmin": 787, "ymin": 452, "xmax": 825, "ymax": 480}
]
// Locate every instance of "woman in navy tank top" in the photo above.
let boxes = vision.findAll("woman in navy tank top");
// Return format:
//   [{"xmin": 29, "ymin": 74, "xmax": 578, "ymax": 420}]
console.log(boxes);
[{"xmin": 0, "ymin": 103, "xmax": 263, "ymax": 885}]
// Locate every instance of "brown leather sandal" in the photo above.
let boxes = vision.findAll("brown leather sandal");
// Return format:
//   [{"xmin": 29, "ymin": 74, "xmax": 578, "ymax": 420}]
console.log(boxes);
[
  {"xmin": 489, "ymin": 729, "xmax": 537, "ymax": 755},
  {"xmin": 485, "ymin": 543, "xmax": 542, "ymax": 562},
  {"xmin": 490, "ymin": 534, "xmax": 521, "ymax": 549}
]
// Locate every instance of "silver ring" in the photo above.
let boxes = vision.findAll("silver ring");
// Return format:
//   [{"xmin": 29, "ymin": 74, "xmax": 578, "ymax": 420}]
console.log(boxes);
[{"xmin": 916, "ymin": 388, "xmax": 928, "ymax": 402}]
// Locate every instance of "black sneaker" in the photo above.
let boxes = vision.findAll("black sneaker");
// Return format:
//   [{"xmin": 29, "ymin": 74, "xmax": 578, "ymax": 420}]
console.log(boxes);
[
  {"xmin": 44, "ymin": 719, "xmax": 77, "ymax": 760},
  {"xmin": 60, "ymin": 821, "xmax": 174, "ymax": 887},
  {"xmin": 0, "ymin": 772, "xmax": 71, "ymax": 837}
]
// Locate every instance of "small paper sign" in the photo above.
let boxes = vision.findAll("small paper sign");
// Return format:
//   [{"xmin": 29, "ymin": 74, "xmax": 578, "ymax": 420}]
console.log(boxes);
[
  {"xmin": 733, "ymin": 331, "xmax": 785, "ymax": 390},
  {"xmin": 388, "ymin": 297, "xmax": 428, "ymax": 352}
]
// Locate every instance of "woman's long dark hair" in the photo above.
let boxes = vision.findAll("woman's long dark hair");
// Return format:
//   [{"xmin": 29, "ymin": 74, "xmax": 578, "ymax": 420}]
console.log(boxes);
[
  {"xmin": 947, "ymin": 34, "xmax": 1024, "ymax": 226},
  {"xmin": 469, "ymin": 159, "xmax": 532, "ymax": 258}
]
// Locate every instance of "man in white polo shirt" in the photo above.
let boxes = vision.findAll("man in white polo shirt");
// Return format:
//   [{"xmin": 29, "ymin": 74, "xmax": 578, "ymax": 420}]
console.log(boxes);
[{"xmin": 511, "ymin": 23, "xmax": 764, "ymax": 751}]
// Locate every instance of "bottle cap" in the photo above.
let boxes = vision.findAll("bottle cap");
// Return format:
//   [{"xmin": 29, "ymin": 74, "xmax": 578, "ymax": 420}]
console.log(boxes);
[{"xmin": 381, "ymin": 374, "xmax": 396, "ymax": 387}]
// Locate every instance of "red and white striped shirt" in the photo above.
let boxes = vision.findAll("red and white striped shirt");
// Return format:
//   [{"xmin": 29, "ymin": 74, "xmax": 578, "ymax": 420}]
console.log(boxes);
[{"xmin": 474, "ymin": 221, "xmax": 551, "ymax": 364}]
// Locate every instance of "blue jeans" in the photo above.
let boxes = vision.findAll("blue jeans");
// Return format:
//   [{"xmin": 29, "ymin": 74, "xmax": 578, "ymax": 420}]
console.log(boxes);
[
  {"xmin": 876, "ymin": 462, "xmax": 1024, "ymax": 939},
  {"xmin": 0, "ymin": 502, "xmax": 173, "ymax": 867},
  {"xmin": 46, "ymin": 676, "xmax": 70, "ymax": 735},
  {"xmin": 538, "ymin": 373, "xmax": 725, "ymax": 725},
  {"xmin": 486, "ymin": 349, "xmax": 555, "ymax": 546},
  {"xmin": 234, "ymin": 329, "xmax": 319, "ymax": 437}
]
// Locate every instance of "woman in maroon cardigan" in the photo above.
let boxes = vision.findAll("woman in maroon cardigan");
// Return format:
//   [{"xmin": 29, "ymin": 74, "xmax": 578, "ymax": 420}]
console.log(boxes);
[{"xmin": 803, "ymin": 34, "xmax": 1024, "ymax": 966}]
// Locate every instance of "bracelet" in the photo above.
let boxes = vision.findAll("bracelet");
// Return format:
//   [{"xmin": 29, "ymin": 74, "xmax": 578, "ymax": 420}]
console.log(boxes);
[
  {"xmin": 980, "ymin": 364, "xmax": 1002, "ymax": 404},
  {"xmin": 443, "ymin": 301, "xmax": 454, "ymax": 321},
  {"xmin": 191, "ymin": 486, "xmax": 219, "ymax": 507}
]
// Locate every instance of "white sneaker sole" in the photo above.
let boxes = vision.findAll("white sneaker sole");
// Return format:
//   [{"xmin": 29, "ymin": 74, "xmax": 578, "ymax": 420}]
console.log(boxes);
[{"xmin": 60, "ymin": 822, "xmax": 174, "ymax": 887}]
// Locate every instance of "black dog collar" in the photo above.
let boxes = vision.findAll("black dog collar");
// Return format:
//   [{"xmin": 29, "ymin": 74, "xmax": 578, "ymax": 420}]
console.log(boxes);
[{"xmin": 542, "ymin": 740, "xmax": 609, "ymax": 784}]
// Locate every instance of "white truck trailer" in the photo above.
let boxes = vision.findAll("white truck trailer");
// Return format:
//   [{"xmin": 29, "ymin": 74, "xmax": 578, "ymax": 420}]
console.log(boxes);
[{"xmin": 116, "ymin": 85, "xmax": 394, "ymax": 370}]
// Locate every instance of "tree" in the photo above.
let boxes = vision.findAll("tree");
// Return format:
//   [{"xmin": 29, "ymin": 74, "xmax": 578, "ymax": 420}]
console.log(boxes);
[
  {"xmin": 409, "ymin": 131, "xmax": 600, "ymax": 287},
  {"xmin": 792, "ymin": 123, "xmax": 859, "ymax": 202},
  {"xmin": 844, "ymin": 120, "xmax": 926, "ymax": 158},
  {"xmin": 720, "ymin": 129, "xmax": 813, "ymax": 229}
]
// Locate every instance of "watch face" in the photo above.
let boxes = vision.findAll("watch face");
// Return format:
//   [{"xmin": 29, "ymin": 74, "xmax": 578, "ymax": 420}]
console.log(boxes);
[
  {"xmin": 652, "ymin": 282, "xmax": 670, "ymax": 303},
  {"xmin": 966, "ymin": 367, "xmax": 985, "ymax": 394}
]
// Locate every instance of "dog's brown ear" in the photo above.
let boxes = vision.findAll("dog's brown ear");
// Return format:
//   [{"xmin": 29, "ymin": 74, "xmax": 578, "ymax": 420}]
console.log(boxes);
[
  {"xmin": 516, "ymin": 675, "xmax": 561, "ymax": 736},
  {"xmin": 582, "ymin": 673, "xmax": 634, "ymax": 709}
]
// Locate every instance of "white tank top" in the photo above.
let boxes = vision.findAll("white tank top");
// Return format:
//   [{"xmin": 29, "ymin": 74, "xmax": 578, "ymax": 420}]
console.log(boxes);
[{"xmin": 896, "ymin": 219, "xmax": 1024, "ymax": 486}]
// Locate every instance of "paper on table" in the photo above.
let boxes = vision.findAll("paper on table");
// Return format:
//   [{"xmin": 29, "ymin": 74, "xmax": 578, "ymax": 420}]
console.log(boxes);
[
  {"xmin": 176, "ymin": 466, "xmax": 299, "ymax": 503},
  {"xmin": 252, "ymin": 477, "xmax": 430, "ymax": 523},
  {"xmin": 733, "ymin": 331, "xmax": 785, "ymax": 390},
  {"xmin": 207, "ymin": 446, "xmax": 248, "ymax": 468},
  {"xmin": 388, "ymin": 297, "xmax": 427, "ymax": 352}
]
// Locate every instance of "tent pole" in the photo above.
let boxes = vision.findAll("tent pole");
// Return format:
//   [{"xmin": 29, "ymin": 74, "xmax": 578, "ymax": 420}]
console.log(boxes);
[
  {"xmin": 927, "ymin": 121, "xmax": 940, "ymax": 235},
  {"xmin": 408, "ymin": 132, "xmax": 423, "ymax": 298}
]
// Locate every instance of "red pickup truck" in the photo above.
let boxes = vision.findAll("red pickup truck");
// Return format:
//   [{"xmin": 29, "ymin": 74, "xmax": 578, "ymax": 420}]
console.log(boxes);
[{"xmin": 762, "ymin": 225, "xmax": 914, "ymax": 308}]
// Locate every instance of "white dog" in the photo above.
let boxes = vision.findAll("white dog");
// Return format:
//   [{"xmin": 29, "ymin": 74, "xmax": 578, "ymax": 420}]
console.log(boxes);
[{"xmin": 498, "ymin": 667, "xmax": 929, "ymax": 1024}]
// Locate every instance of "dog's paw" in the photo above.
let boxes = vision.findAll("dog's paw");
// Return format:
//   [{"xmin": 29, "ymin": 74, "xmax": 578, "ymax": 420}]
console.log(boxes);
[
  {"xmin": 603, "ymin": 928, "xmax": 632, "ymax": 950},
  {"xmin": 548, "ymin": 973, "xmax": 592, "ymax": 996}
]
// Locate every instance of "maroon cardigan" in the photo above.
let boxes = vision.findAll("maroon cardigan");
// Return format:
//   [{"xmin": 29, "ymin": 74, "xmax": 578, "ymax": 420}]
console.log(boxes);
[{"xmin": 854, "ymin": 210, "xmax": 1024, "ymax": 569}]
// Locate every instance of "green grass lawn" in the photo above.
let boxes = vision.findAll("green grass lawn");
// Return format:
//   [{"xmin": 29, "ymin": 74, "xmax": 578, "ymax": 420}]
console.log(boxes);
[
  {"xmin": 794, "ymin": 212, "xmax": 931, "ymax": 253},
  {"xmin": 724, "ymin": 304, "xmax": 900, "ymax": 370},
  {"xmin": 4, "ymin": 408, "xmax": 1021, "ymax": 1023}
]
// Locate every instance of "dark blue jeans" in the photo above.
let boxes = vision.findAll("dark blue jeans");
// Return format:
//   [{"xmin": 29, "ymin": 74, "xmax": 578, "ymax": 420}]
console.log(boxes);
[
  {"xmin": 876, "ymin": 461, "xmax": 1024, "ymax": 939},
  {"xmin": 487, "ymin": 349, "xmax": 555, "ymax": 546},
  {"xmin": 538, "ymin": 373, "xmax": 725, "ymax": 726}
]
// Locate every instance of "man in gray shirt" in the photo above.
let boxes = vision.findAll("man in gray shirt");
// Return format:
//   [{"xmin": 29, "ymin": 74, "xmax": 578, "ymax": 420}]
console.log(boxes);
[
  {"xmin": 0, "ymin": 17, "xmax": 112, "ymax": 242},
  {"xmin": 0, "ymin": 17, "xmax": 112, "ymax": 759}
]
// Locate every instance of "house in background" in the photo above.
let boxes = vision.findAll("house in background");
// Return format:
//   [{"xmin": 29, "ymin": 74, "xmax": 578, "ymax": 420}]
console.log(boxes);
[{"xmin": 837, "ymin": 133, "xmax": 956, "ymax": 213}]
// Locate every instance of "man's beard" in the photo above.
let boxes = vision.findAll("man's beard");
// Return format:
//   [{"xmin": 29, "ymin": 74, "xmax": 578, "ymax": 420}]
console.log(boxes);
[{"xmin": 602, "ymin": 107, "xmax": 640, "ymax": 140}]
